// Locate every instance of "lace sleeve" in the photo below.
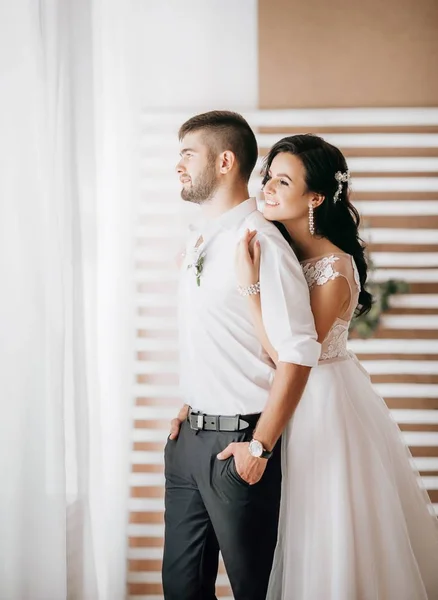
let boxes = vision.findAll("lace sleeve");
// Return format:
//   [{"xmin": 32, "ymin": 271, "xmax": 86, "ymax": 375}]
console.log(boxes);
[
  {"xmin": 302, "ymin": 255, "xmax": 342, "ymax": 291},
  {"xmin": 302, "ymin": 254, "xmax": 361, "ymax": 321}
]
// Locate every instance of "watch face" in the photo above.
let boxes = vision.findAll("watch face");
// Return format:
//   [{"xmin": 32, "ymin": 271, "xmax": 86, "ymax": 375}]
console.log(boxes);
[{"xmin": 249, "ymin": 439, "xmax": 263, "ymax": 458}]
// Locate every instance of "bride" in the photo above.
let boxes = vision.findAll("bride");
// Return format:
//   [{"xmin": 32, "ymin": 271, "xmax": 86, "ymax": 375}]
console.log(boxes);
[{"xmin": 235, "ymin": 134, "xmax": 438, "ymax": 600}]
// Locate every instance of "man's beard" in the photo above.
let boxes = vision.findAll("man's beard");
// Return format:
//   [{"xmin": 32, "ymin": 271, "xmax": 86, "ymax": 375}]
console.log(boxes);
[{"xmin": 181, "ymin": 161, "xmax": 218, "ymax": 204}]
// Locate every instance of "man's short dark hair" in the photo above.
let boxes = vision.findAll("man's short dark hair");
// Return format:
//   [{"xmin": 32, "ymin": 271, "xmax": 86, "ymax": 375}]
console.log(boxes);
[{"xmin": 178, "ymin": 110, "xmax": 258, "ymax": 183}]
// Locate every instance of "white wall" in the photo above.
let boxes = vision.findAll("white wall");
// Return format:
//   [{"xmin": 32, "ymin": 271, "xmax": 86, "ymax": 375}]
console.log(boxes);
[{"xmin": 130, "ymin": 0, "xmax": 258, "ymax": 110}]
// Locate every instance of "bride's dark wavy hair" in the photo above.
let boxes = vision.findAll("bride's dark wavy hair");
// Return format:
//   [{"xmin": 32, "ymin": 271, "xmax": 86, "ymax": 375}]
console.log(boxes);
[{"xmin": 262, "ymin": 134, "xmax": 372, "ymax": 316}]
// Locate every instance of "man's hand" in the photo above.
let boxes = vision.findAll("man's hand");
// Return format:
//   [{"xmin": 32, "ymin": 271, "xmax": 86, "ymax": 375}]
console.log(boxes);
[
  {"xmin": 217, "ymin": 442, "xmax": 267, "ymax": 485},
  {"xmin": 169, "ymin": 404, "xmax": 189, "ymax": 440}
]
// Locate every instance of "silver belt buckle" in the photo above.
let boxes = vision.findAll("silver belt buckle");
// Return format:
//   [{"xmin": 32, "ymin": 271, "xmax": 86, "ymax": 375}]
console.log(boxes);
[{"xmin": 197, "ymin": 414, "xmax": 204, "ymax": 430}]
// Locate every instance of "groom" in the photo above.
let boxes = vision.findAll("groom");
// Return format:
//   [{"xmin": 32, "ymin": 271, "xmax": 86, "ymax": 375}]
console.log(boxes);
[{"xmin": 162, "ymin": 111, "xmax": 320, "ymax": 600}]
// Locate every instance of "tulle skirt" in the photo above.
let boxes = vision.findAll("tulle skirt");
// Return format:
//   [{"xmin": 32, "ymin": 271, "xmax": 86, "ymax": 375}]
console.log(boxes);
[{"xmin": 266, "ymin": 354, "xmax": 438, "ymax": 600}]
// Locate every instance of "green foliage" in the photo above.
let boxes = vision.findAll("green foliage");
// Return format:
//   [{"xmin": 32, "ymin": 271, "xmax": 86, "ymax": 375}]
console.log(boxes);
[
  {"xmin": 187, "ymin": 252, "xmax": 205, "ymax": 287},
  {"xmin": 194, "ymin": 254, "xmax": 205, "ymax": 286},
  {"xmin": 349, "ymin": 257, "xmax": 409, "ymax": 339}
]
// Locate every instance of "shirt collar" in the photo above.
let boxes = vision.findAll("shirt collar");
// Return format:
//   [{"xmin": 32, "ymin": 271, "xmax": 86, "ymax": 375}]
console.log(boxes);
[
  {"xmin": 214, "ymin": 197, "xmax": 258, "ymax": 232},
  {"xmin": 190, "ymin": 197, "xmax": 257, "ymax": 238}
]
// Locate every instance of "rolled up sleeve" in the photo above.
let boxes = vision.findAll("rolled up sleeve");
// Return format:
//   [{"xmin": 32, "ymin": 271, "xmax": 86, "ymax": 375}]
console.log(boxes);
[{"xmin": 259, "ymin": 232, "xmax": 321, "ymax": 366}]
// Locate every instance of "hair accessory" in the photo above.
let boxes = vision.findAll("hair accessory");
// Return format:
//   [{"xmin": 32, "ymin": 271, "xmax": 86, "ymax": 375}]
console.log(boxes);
[{"xmin": 334, "ymin": 170, "xmax": 350, "ymax": 203}]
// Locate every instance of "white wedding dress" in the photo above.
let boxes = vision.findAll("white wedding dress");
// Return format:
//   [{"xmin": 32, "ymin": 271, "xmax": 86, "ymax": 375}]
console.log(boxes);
[{"xmin": 267, "ymin": 253, "xmax": 438, "ymax": 600}]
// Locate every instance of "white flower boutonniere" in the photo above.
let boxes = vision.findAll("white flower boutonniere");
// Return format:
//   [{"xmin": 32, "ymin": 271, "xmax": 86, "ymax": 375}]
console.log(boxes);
[{"xmin": 187, "ymin": 251, "xmax": 205, "ymax": 287}]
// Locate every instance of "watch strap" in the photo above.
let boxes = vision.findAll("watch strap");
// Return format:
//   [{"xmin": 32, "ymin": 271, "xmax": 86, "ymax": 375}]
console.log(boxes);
[{"xmin": 260, "ymin": 448, "xmax": 273, "ymax": 460}]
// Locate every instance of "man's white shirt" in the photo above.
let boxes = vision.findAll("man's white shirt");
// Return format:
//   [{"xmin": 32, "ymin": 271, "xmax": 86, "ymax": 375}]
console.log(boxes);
[{"xmin": 178, "ymin": 198, "xmax": 321, "ymax": 416}]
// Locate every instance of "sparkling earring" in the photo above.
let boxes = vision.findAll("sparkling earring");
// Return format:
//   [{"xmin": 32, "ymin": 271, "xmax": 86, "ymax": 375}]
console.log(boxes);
[{"xmin": 308, "ymin": 205, "xmax": 315, "ymax": 235}]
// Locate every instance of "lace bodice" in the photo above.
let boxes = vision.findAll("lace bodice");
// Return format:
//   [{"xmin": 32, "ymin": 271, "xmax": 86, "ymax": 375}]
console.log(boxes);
[{"xmin": 301, "ymin": 254, "xmax": 360, "ymax": 363}]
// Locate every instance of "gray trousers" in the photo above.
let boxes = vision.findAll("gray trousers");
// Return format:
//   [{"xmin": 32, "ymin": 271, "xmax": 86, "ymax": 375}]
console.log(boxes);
[{"xmin": 162, "ymin": 417, "xmax": 282, "ymax": 600}]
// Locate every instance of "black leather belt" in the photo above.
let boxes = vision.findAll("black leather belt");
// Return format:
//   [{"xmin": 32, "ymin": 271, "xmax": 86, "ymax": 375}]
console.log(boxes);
[{"xmin": 187, "ymin": 408, "xmax": 260, "ymax": 432}]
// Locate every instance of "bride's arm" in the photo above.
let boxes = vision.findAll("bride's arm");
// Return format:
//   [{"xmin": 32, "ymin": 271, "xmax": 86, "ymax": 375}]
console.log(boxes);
[
  {"xmin": 246, "ymin": 276, "xmax": 350, "ymax": 357},
  {"xmin": 236, "ymin": 230, "xmax": 278, "ymax": 364},
  {"xmin": 236, "ymin": 231, "xmax": 352, "ymax": 353},
  {"xmin": 245, "ymin": 293, "xmax": 278, "ymax": 365}
]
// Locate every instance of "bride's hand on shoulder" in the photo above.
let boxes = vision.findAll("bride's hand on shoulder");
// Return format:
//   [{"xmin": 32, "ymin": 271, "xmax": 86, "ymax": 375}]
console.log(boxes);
[{"xmin": 235, "ymin": 229, "xmax": 261, "ymax": 288}]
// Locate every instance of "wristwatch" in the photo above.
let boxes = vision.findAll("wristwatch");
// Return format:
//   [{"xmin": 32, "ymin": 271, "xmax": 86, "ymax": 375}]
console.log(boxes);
[{"xmin": 248, "ymin": 438, "xmax": 273, "ymax": 460}]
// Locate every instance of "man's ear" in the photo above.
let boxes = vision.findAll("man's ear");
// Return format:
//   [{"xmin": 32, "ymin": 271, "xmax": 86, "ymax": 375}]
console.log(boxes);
[{"xmin": 218, "ymin": 150, "xmax": 236, "ymax": 175}]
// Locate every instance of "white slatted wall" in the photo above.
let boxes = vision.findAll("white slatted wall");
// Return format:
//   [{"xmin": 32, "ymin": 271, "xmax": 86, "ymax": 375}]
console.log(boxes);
[{"xmin": 128, "ymin": 108, "xmax": 438, "ymax": 599}]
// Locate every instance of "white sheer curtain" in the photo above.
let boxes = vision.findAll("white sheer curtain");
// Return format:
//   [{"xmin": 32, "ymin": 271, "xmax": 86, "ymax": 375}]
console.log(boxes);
[{"xmin": 0, "ymin": 1, "xmax": 134, "ymax": 598}]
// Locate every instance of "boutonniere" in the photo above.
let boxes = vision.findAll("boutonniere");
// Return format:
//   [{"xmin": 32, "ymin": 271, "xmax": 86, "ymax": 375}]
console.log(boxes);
[{"xmin": 187, "ymin": 251, "xmax": 205, "ymax": 287}]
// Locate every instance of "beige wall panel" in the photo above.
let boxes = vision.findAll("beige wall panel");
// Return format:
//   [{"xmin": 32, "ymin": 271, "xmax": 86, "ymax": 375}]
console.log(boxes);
[{"xmin": 259, "ymin": 0, "xmax": 438, "ymax": 108}]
